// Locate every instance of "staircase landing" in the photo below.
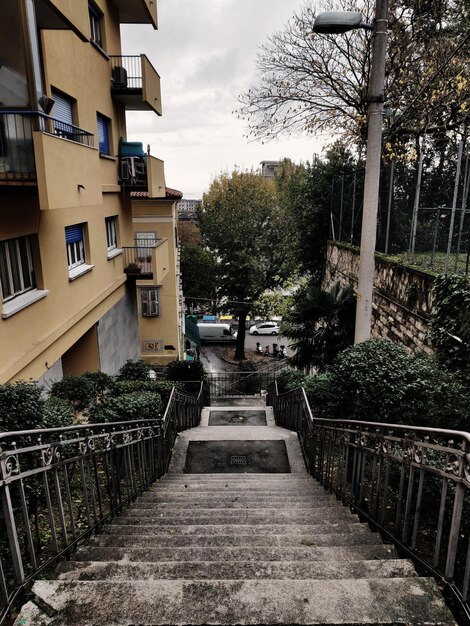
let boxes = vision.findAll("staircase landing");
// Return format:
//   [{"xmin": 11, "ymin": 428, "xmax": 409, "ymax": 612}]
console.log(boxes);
[{"xmin": 16, "ymin": 400, "xmax": 456, "ymax": 625}]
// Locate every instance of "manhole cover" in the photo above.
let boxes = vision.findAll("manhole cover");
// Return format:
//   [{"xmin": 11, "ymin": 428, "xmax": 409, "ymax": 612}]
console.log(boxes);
[{"xmin": 230, "ymin": 455, "xmax": 247, "ymax": 465}]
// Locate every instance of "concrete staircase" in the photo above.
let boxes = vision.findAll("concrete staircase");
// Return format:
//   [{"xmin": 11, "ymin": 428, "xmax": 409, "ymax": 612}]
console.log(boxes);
[{"xmin": 16, "ymin": 400, "xmax": 456, "ymax": 625}]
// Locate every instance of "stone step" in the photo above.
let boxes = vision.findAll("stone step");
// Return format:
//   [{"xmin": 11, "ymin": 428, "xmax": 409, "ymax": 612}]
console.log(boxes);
[
  {"xmin": 56, "ymin": 558, "xmax": 418, "ymax": 582},
  {"xmin": 140, "ymin": 494, "xmax": 335, "ymax": 504},
  {"xmin": 115, "ymin": 508, "xmax": 356, "ymax": 525},
  {"xmin": 159, "ymin": 473, "xmax": 312, "ymax": 480},
  {"xmin": 107, "ymin": 521, "xmax": 362, "ymax": 535},
  {"xmin": 74, "ymin": 544, "xmax": 396, "ymax": 563},
  {"xmin": 90, "ymin": 530, "xmax": 380, "ymax": 549},
  {"xmin": 132, "ymin": 501, "xmax": 345, "ymax": 512},
  {"xmin": 22, "ymin": 577, "xmax": 455, "ymax": 625},
  {"xmin": 148, "ymin": 480, "xmax": 324, "ymax": 495},
  {"xmin": 99, "ymin": 527, "xmax": 370, "ymax": 546}
]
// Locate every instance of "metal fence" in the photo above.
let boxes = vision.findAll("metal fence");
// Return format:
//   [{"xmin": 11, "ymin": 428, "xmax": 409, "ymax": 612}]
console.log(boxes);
[
  {"xmin": 0, "ymin": 384, "xmax": 204, "ymax": 622},
  {"xmin": 268, "ymin": 383, "xmax": 470, "ymax": 622},
  {"xmin": 206, "ymin": 363, "xmax": 290, "ymax": 397},
  {"xmin": 329, "ymin": 160, "xmax": 470, "ymax": 276}
]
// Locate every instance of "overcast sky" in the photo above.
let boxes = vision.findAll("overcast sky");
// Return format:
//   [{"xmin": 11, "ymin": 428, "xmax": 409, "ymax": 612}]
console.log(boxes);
[{"xmin": 122, "ymin": 0, "xmax": 324, "ymax": 199}]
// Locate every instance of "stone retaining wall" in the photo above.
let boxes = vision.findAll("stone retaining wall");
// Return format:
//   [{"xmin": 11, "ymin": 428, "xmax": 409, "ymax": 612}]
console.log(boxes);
[{"xmin": 323, "ymin": 242, "xmax": 436, "ymax": 353}]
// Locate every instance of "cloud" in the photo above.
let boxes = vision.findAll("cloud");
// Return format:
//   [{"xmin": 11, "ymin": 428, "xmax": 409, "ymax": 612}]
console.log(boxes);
[{"xmin": 122, "ymin": 0, "xmax": 326, "ymax": 197}]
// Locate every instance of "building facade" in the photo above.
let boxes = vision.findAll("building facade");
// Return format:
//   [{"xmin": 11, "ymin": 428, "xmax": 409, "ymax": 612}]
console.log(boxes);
[
  {"xmin": 130, "ymin": 189, "xmax": 185, "ymax": 366},
  {"xmin": 0, "ymin": 0, "xmax": 166, "ymax": 384}
]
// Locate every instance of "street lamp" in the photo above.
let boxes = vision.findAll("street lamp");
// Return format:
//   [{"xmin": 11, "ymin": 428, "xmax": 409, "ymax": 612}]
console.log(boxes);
[{"xmin": 313, "ymin": 1, "xmax": 389, "ymax": 344}]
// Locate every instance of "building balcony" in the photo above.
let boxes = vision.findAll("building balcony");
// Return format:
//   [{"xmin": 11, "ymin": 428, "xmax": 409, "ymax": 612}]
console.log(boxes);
[
  {"xmin": 119, "ymin": 140, "xmax": 166, "ymax": 197},
  {"xmin": 110, "ymin": 55, "xmax": 162, "ymax": 116},
  {"xmin": 0, "ymin": 111, "xmax": 94, "ymax": 189},
  {"xmin": 35, "ymin": 0, "xmax": 89, "ymax": 41},
  {"xmin": 123, "ymin": 238, "xmax": 169, "ymax": 284},
  {"xmin": 112, "ymin": 0, "xmax": 158, "ymax": 29}
]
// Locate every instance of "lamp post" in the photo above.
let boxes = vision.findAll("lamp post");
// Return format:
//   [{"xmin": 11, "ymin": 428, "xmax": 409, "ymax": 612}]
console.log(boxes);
[{"xmin": 314, "ymin": 0, "xmax": 389, "ymax": 343}]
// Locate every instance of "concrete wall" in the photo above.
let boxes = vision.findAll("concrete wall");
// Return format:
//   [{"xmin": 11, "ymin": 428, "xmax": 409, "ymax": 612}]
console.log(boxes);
[
  {"xmin": 97, "ymin": 290, "xmax": 139, "ymax": 375},
  {"xmin": 323, "ymin": 242, "xmax": 436, "ymax": 353},
  {"xmin": 37, "ymin": 358, "xmax": 64, "ymax": 390}
]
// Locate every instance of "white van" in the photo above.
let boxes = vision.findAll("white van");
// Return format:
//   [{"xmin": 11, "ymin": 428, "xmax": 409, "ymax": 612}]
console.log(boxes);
[{"xmin": 197, "ymin": 322, "xmax": 237, "ymax": 343}]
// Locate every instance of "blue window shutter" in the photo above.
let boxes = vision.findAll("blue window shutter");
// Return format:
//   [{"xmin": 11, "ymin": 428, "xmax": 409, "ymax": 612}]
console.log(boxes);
[
  {"xmin": 65, "ymin": 224, "xmax": 83, "ymax": 244},
  {"xmin": 97, "ymin": 114, "xmax": 109, "ymax": 154},
  {"xmin": 51, "ymin": 91, "xmax": 73, "ymax": 125}
]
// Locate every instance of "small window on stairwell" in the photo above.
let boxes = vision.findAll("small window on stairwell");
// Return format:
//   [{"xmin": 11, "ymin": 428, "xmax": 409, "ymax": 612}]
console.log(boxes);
[
  {"xmin": 97, "ymin": 113, "xmax": 110, "ymax": 155},
  {"xmin": 140, "ymin": 287, "xmax": 160, "ymax": 317},
  {"xmin": 89, "ymin": 2, "xmax": 104, "ymax": 49}
]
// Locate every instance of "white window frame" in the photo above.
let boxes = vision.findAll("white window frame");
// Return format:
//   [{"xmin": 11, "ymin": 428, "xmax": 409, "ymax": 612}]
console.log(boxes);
[
  {"xmin": 140, "ymin": 287, "xmax": 160, "ymax": 318},
  {"xmin": 67, "ymin": 238, "xmax": 85, "ymax": 270},
  {"xmin": 0, "ymin": 236, "xmax": 35, "ymax": 303}
]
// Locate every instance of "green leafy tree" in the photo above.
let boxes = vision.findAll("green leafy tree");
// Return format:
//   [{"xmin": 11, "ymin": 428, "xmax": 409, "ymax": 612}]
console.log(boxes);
[
  {"xmin": 281, "ymin": 281, "xmax": 356, "ymax": 372},
  {"xmin": 201, "ymin": 170, "xmax": 292, "ymax": 359},
  {"xmin": 180, "ymin": 243, "xmax": 217, "ymax": 309}
]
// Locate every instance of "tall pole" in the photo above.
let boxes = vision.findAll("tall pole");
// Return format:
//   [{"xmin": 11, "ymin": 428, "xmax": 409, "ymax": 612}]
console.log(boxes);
[
  {"xmin": 384, "ymin": 159, "xmax": 394, "ymax": 254},
  {"xmin": 409, "ymin": 142, "xmax": 425, "ymax": 259},
  {"xmin": 354, "ymin": 0, "xmax": 389, "ymax": 343},
  {"xmin": 445, "ymin": 138, "xmax": 464, "ymax": 272}
]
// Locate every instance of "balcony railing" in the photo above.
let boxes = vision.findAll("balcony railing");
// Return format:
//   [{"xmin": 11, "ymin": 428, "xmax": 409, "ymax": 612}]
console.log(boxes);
[
  {"xmin": 123, "ymin": 239, "xmax": 161, "ymax": 276},
  {"xmin": 0, "ymin": 111, "xmax": 94, "ymax": 183},
  {"xmin": 268, "ymin": 382, "xmax": 470, "ymax": 622},
  {"xmin": 110, "ymin": 55, "xmax": 162, "ymax": 115}
]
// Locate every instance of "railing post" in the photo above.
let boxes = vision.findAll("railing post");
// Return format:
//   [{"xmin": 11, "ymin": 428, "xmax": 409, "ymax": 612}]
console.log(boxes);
[
  {"xmin": 445, "ymin": 480, "xmax": 466, "ymax": 580},
  {"xmin": 0, "ymin": 483, "xmax": 25, "ymax": 585}
]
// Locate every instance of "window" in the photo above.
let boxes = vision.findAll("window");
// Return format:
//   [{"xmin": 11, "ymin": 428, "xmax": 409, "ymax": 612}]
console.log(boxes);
[
  {"xmin": 89, "ymin": 2, "xmax": 103, "ymax": 48},
  {"xmin": 105, "ymin": 216, "xmax": 117, "ymax": 251},
  {"xmin": 97, "ymin": 114, "xmax": 110, "ymax": 155},
  {"xmin": 0, "ymin": 236, "xmax": 35, "ymax": 302},
  {"xmin": 140, "ymin": 288, "xmax": 160, "ymax": 317},
  {"xmin": 65, "ymin": 224, "xmax": 85, "ymax": 269},
  {"xmin": 51, "ymin": 90, "xmax": 75, "ymax": 139}
]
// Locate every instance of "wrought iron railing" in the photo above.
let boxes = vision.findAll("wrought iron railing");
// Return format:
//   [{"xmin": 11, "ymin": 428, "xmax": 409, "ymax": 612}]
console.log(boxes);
[
  {"xmin": 0, "ymin": 383, "xmax": 204, "ymax": 622},
  {"xmin": 206, "ymin": 365, "xmax": 289, "ymax": 398},
  {"xmin": 110, "ymin": 55, "xmax": 144, "ymax": 90},
  {"xmin": 268, "ymin": 382, "xmax": 470, "ymax": 622},
  {"xmin": 122, "ymin": 240, "xmax": 161, "ymax": 276},
  {"xmin": 0, "ymin": 111, "xmax": 94, "ymax": 182}
]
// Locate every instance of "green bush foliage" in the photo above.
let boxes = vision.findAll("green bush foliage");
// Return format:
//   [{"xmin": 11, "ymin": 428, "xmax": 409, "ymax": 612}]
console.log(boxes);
[
  {"xmin": 237, "ymin": 360, "xmax": 258, "ymax": 372},
  {"xmin": 50, "ymin": 375, "xmax": 95, "ymax": 411},
  {"xmin": 110, "ymin": 380, "xmax": 178, "ymax": 405},
  {"xmin": 276, "ymin": 369, "xmax": 308, "ymax": 394},
  {"xmin": 88, "ymin": 391, "xmax": 163, "ymax": 424},
  {"xmin": 431, "ymin": 274, "xmax": 470, "ymax": 376},
  {"xmin": 116, "ymin": 360, "xmax": 151, "ymax": 381},
  {"xmin": 0, "ymin": 382, "xmax": 74, "ymax": 432},
  {"xmin": 81, "ymin": 371, "xmax": 114, "ymax": 398},
  {"xmin": 301, "ymin": 339, "xmax": 470, "ymax": 430},
  {"xmin": 164, "ymin": 359, "xmax": 206, "ymax": 382}
]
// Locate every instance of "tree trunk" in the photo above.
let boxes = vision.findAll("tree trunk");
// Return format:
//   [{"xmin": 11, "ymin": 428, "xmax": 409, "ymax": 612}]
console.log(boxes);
[{"xmin": 235, "ymin": 311, "xmax": 247, "ymax": 360}]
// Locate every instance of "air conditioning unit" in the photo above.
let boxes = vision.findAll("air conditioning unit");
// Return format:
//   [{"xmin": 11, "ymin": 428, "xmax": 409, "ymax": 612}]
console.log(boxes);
[{"xmin": 112, "ymin": 66, "xmax": 128, "ymax": 88}]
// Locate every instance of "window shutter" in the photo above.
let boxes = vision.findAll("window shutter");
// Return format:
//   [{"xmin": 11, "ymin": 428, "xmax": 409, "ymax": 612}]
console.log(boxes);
[
  {"xmin": 51, "ymin": 91, "xmax": 73, "ymax": 125},
  {"xmin": 65, "ymin": 224, "xmax": 83, "ymax": 244}
]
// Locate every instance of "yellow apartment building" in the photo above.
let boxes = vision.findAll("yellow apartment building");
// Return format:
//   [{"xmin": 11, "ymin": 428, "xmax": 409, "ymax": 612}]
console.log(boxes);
[
  {"xmin": 0, "ymin": 0, "xmax": 178, "ymax": 385},
  {"xmin": 130, "ymin": 189, "xmax": 185, "ymax": 367}
]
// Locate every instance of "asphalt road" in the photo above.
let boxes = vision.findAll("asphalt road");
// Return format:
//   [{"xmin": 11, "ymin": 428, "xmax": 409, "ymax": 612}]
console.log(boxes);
[{"xmin": 198, "ymin": 333, "xmax": 292, "ymax": 374}]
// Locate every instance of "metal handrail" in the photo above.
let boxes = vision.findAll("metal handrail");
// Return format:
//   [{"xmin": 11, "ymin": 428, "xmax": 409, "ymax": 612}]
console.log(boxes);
[
  {"xmin": 268, "ymin": 382, "xmax": 470, "ymax": 622},
  {"xmin": 0, "ymin": 385, "xmax": 203, "ymax": 622}
]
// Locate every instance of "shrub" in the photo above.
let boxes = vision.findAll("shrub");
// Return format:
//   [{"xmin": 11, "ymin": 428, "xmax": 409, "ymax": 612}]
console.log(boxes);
[
  {"xmin": 50, "ymin": 375, "xmax": 95, "ymax": 411},
  {"xmin": 318, "ymin": 339, "xmax": 470, "ymax": 430},
  {"xmin": 41, "ymin": 397, "xmax": 75, "ymax": 429},
  {"xmin": 0, "ymin": 382, "xmax": 44, "ymax": 432},
  {"xmin": 276, "ymin": 369, "xmax": 308, "ymax": 394},
  {"xmin": 0, "ymin": 382, "xmax": 74, "ymax": 432},
  {"xmin": 238, "ymin": 360, "xmax": 258, "ymax": 372},
  {"xmin": 110, "ymin": 380, "xmax": 178, "ymax": 405},
  {"xmin": 431, "ymin": 274, "xmax": 470, "ymax": 376},
  {"xmin": 81, "ymin": 371, "xmax": 114, "ymax": 398},
  {"xmin": 88, "ymin": 391, "xmax": 163, "ymax": 424},
  {"xmin": 116, "ymin": 360, "xmax": 151, "ymax": 381},
  {"xmin": 303, "ymin": 373, "xmax": 335, "ymax": 419},
  {"xmin": 164, "ymin": 359, "xmax": 206, "ymax": 382}
]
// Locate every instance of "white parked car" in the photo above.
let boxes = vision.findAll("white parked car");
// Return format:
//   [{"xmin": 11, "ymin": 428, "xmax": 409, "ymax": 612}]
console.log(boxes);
[{"xmin": 249, "ymin": 322, "xmax": 280, "ymax": 336}]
